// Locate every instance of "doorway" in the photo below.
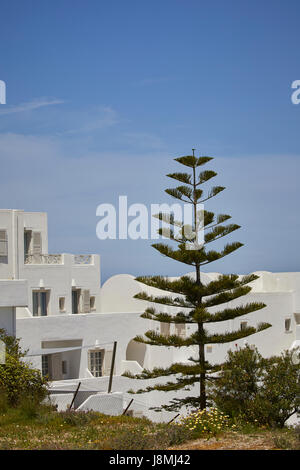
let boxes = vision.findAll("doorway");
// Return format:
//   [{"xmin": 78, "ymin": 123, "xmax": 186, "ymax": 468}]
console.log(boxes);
[{"xmin": 72, "ymin": 289, "xmax": 80, "ymax": 314}]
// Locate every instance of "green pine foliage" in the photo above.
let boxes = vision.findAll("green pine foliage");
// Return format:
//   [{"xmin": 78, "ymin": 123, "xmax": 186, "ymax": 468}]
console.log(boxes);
[{"xmin": 123, "ymin": 151, "xmax": 270, "ymax": 411}]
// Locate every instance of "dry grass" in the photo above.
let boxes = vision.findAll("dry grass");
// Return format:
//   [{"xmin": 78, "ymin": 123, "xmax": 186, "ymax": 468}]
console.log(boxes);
[
  {"xmin": 171, "ymin": 428, "xmax": 300, "ymax": 450},
  {"xmin": 0, "ymin": 404, "xmax": 191, "ymax": 450},
  {"xmin": 0, "ymin": 403, "xmax": 298, "ymax": 450}
]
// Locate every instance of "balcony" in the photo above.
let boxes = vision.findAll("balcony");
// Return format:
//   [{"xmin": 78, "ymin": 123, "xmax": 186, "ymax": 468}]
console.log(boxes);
[
  {"xmin": 73, "ymin": 254, "xmax": 93, "ymax": 265},
  {"xmin": 25, "ymin": 254, "xmax": 63, "ymax": 265},
  {"xmin": 24, "ymin": 254, "xmax": 93, "ymax": 265}
]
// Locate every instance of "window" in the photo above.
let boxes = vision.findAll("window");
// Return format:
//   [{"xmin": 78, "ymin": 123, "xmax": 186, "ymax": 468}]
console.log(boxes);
[
  {"xmin": 0, "ymin": 230, "xmax": 8, "ymax": 263},
  {"xmin": 72, "ymin": 290, "xmax": 91, "ymax": 314},
  {"xmin": 285, "ymin": 318, "xmax": 292, "ymax": 332},
  {"xmin": 240, "ymin": 321, "xmax": 248, "ymax": 331},
  {"xmin": 42, "ymin": 355, "xmax": 50, "ymax": 377},
  {"xmin": 62, "ymin": 360, "xmax": 67, "ymax": 375},
  {"xmin": 206, "ymin": 345, "xmax": 213, "ymax": 353},
  {"xmin": 32, "ymin": 290, "xmax": 49, "ymax": 316},
  {"xmin": 90, "ymin": 296, "xmax": 96, "ymax": 311},
  {"xmin": 88, "ymin": 349, "xmax": 103, "ymax": 377},
  {"xmin": 294, "ymin": 313, "xmax": 300, "ymax": 325},
  {"xmin": 59, "ymin": 297, "xmax": 65, "ymax": 312},
  {"xmin": 72, "ymin": 289, "xmax": 80, "ymax": 314},
  {"xmin": 24, "ymin": 230, "xmax": 32, "ymax": 260}
]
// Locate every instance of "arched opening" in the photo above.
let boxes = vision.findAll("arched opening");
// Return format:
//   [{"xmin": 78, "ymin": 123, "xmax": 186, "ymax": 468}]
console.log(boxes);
[{"xmin": 126, "ymin": 340, "xmax": 146, "ymax": 368}]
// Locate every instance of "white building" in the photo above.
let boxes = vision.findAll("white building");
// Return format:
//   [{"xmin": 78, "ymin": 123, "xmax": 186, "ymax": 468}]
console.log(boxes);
[
  {"xmin": 0, "ymin": 209, "xmax": 299, "ymax": 420},
  {"xmin": 0, "ymin": 279, "xmax": 28, "ymax": 336},
  {"xmin": 0, "ymin": 209, "xmax": 150, "ymax": 383},
  {"xmin": 0, "ymin": 210, "xmax": 29, "ymax": 336}
]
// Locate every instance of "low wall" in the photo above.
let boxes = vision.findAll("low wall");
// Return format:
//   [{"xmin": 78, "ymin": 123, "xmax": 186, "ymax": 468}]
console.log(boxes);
[{"xmin": 77, "ymin": 392, "xmax": 124, "ymax": 415}]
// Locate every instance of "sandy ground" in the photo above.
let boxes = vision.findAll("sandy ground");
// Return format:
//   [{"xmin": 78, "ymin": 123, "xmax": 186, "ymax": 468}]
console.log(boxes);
[{"xmin": 170, "ymin": 431, "xmax": 278, "ymax": 450}]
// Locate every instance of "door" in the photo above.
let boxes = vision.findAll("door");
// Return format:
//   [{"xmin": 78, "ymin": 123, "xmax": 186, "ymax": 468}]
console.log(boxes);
[
  {"xmin": 40, "ymin": 291, "xmax": 47, "ymax": 316},
  {"xmin": 72, "ymin": 289, "xmax": 79, "ymax": 314},
  {"xmin": 51, "ymin": 353, "xmax": 63, "ymax": 381},
  {"xmin": 88, "ymin": 349, "xmax": 103, "ymax": 377},
  {"xmin": 24, "ymin": 230, "xmax": 32, "ymax": 260}
]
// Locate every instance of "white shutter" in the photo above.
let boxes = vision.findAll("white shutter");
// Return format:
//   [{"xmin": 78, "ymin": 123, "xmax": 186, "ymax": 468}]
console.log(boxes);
[
  {"xmin": 0, "ymin": 230, "xmax": 8, "ymax": 256},
  {"xmin": 82, "ymin": 289, "xmax": 90, "ymax": 313},
  {"xmin": 103, "ymin": 350, "xmax": 113, "ymax": 376},
  {"xmin": 32, "ymin": 232, "xmax": 42, "ymax": 255},
  {"xmin": 175, "ymin": 324, "xmax": 186, "ymax": 338},
  {"xmin": 51, "ymin": 353, "xmax": 63, "ymax": 381},
  {"xmin": 160, "ymin": 322, "xmax": 170, "ymax": 337}
]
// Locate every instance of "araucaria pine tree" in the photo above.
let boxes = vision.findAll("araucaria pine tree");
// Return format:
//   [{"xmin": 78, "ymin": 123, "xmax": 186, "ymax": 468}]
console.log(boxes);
[{"xmin": 124, "ymin": 151, "xmax": 271, "ymax": 412}]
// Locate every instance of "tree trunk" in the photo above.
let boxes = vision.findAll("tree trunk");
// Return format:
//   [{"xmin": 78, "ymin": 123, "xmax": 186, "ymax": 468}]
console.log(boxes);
[{"xmin": 193, "ymin": 157, "xmax": 206, "ymax": 410}]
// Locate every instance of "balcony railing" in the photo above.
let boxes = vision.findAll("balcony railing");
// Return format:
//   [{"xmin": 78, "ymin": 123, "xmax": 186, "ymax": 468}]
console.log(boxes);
[
  {"xmin": 24, "ymin": 253, "xmax": 93, "ymax": 265},
  {"xmin": 24, "ymin": 254, "xmax": 63, "ymax": 265},
  {"xmin": 73, "ymin": 254, "xmax": 93, "ymax": 265}
]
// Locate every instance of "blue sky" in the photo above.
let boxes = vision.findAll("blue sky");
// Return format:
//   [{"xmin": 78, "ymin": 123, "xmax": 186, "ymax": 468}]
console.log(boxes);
[{"xmin": 0, "ymin": 0, "xmax": 299, "ymax": 281}]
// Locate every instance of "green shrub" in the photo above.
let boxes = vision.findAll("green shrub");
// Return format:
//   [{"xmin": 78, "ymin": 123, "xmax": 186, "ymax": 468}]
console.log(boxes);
[
  {"xmin": 210, "ymin": 345, "xmax": 300, "ymax": 428},
  {"xmin": 0, "ymin": 329, "xmax": 48, "ymax": 407},
  {"xmin": 0, "ymin": 389, "xmax": 8, "ymax": 413},
  {"xmin": 108, "ymin": 422, "xmax": 192, "ymax": 450}
]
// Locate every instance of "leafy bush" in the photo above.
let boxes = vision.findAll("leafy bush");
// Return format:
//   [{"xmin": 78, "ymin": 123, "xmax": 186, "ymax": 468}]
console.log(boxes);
[
  {"xmin": 177, "ymin": 408, "xmax": 232, "ymax": 438},
  {"xmin": 210, "ymin": 345, "xmax": 300, "ymax": 428},
  {"xmin": 272, "ymin": 426, "xmax": 300, "ymax": 450},
  {"xmin": 0, "ymin": 390, "xmax": 8, "ymax": 413},
  {"xmin": 0, "ymin": 329, "xmax": 48, "ymax": 407}
]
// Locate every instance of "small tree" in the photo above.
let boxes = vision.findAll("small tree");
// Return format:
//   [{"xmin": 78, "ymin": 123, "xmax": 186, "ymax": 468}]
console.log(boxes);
[
  {"xmin": 209, "ymin": 345, "xmax": 265, "ymax": 418},
  {"xmin": 259, "ymin": 349, "xmax": 300, "ymax": 427},
  {"xmin": 211, "ymin": 345, "xmax": 300, "ymax": 428},
  {"xmin": 0, "ymin": 329, "xmax": 48, "ymax": 407},
  {"xmin": 124, "ymin": 151, "xmax": 271, "ymax": 411}
]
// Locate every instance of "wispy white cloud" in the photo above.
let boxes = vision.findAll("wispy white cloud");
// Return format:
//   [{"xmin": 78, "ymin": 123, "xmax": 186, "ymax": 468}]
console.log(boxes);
[
  {"xmin": 60, "ymin": 106, "xmax": 119, "ymax": 135},
  {"xmin": 0, "ymin": 98, "xmax": 64, "ymax": 116},
  {"xmin": 122, "ymin": 131, "xmax": 165, "ymax": 150}
]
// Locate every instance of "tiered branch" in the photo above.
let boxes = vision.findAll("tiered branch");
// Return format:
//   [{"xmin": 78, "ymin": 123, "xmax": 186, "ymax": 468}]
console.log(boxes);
[{"xmin": 124, "ymin": 151, "xmax": 270, "ymax": 411}]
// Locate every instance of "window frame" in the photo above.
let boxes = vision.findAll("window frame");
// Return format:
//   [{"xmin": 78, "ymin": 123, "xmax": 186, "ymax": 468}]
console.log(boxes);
[
  {"xmin": 284, "ymin": 317, "xmax": 292, "ymax": 333},
  {"xmin": 0, "ymin": 229, "xmax": 8, "ymax": 263},
  {"xmin": 32, "ymin": 289, "xmax": 50, "ymax": 316},
  {"xmin": 88, "ymin": 349, "xmax": 104, "ymax": 377},
  {"xmin": 59, "ymin": 296, "xmax": 66, "ymax": 313},
  {"xmin": 42, "ymin": 354, "xmax": 50, "ymax": 377},
  {"xmin": 90, "ymin": 296, "xmax": 96, "ymax": 312},
  {"xmin": 62, "ymin": 360, "xmax": 67, "ymax": 375}
]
